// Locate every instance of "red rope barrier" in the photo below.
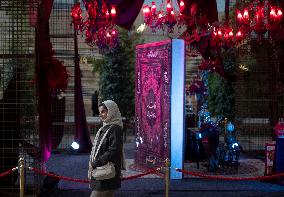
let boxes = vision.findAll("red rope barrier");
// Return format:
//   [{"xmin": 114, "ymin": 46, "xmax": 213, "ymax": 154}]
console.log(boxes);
[
  {"xmin": 29, "ymin": 167, "xmax": 161, "ymax": 183},
  {"xmin": 121, "ymin": 168, "xmax": 161, "ymax": 181},
  {"xmin": 0, "ymin": 167, "xmax": 18, "ymax": 178},
  {"xmin": 176, "ymin": 168, "xmax": 284, "ymax": 181},
  {"xmin": 29, "ymin": 167, "xmax": 90, "ymax": 183}
]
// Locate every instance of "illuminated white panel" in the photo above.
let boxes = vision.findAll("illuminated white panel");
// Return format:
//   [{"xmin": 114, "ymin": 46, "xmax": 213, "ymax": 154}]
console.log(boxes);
[{"xmin": 170, "ymin": 39, "xmax": 185, "ymax": 179}]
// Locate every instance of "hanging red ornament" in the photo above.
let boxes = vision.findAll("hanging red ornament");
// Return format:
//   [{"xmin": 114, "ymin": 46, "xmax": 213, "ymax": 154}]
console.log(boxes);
[{"xmin": 70, "ymin": 0, "xmax": 118, "ymax": 50}]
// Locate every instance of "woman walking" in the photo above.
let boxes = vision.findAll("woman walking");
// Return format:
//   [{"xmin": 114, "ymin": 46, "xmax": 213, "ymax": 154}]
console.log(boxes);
[{"xmin": 88, "ymin": 100, "xmax": 124, "ymax": 197}]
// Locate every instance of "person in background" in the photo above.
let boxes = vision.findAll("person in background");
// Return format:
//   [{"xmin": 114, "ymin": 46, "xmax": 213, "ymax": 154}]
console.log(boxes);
[
  {"xmin": 92, "ymin": 90, "xmax": 99, "ymax": 116},
  {"xmin": 88, "ymin": 100, "xmax": 124, "ymax": 197}
]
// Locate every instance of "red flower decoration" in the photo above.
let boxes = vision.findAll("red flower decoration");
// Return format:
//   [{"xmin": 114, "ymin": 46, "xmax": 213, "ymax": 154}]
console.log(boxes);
[
  {"xmin": 47, "ymin": 59, "xmax": 69, "ymax": 94},
  {"xmin": 199, "ymin": 60, "xmax": 215, "ymax": 71},
  {"xmin": 198, "ymin": 58, "xmax": 226, "ymax": 78},
  {"xmin": 44, "ymin": 42, "xmax": 69, "ymax": 95},
  {"xmin": 187, "ymin": 80, "xmax": 206, "ymax": 95}
]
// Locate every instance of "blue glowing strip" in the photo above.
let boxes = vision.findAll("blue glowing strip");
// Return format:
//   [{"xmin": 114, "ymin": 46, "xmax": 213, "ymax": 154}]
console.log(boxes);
[{"xmin": 170, "ymin": 39, "xmax": 185, "ymax": 179}]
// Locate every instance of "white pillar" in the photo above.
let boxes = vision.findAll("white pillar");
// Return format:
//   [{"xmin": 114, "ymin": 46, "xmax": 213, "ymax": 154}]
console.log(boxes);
[{"xmin": 170, "ymin": 39, "xmax": 185, "ymax": 179}]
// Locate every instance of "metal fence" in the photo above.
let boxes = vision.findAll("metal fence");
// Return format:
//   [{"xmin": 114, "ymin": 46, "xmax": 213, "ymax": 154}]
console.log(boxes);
[
  {"xmin": 235, "ymin": 40, "xmax": 283, "ymax": 153},
  {"xmin": 0, "ymin": 0, "xmax": 40, "ymax": 195}
]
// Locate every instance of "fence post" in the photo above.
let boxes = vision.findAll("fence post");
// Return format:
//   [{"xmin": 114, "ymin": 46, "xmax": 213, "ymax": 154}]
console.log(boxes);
[
  {"xmin": 19, "ymin": 157, "xmax": 25, "ymax": 197},
  {"xmin": 165, "ymin": 158, "xmax": 170, "ymax": 197}
]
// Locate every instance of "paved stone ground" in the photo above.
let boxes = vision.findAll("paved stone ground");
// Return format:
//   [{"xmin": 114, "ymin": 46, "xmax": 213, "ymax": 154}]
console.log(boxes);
[
  {"xmin": 37, "ymin": 178, "xmax": 284, "ymax": 197},
  {"xmin": 39, "ymin": 138, "xmax": 284, "ymax": 197}
]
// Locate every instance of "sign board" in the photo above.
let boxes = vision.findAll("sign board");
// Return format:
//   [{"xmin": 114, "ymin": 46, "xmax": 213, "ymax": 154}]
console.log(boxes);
[{"xmin": 265, "ymin": 142, "xmax": 275, "ymax": 175}]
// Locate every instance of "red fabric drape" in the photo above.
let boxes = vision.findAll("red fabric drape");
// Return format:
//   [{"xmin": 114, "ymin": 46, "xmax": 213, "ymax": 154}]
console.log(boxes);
[
  {"xmin": 35, "ymin": 0, "xmax": 54, "ymax": 162},
  {"xmin": 51, "ymin": 97, "xmax": 66, "ymax": 149},
  {"xmin": 29, "ymin": 0, "xmax": 38, "ymax": 27}
]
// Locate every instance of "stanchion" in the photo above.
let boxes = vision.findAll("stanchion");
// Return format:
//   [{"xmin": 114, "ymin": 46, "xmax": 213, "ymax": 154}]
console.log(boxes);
[
  {"xmin": 164, "ymin": 158, "xmax": 170, "ymax": 197},
  {"xmin": 224, "ymin": 117, "xmax": 228, "ymax": 134},
  {"xmin": 19, "ymin": 158, "xmax": 25, "ymax": 197}
]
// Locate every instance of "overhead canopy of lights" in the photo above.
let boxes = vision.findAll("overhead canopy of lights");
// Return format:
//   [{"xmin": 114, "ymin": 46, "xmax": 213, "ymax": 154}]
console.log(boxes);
[
  {"xmin": 143, "ymin": 0, "xmax": 283, "ymax": 45},
  {"xmin": 71, "ymin": 0, "xmax": 283, "ymax": 49},
  {"xmin": 142, "ymin": 0, "xmax": 186, "ymax": 33}
]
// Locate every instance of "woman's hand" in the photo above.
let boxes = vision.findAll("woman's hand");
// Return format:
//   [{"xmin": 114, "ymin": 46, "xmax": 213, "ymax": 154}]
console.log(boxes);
[{"xmin": 91, "ymin": 160, "xmax": 100, "ymax": 168}]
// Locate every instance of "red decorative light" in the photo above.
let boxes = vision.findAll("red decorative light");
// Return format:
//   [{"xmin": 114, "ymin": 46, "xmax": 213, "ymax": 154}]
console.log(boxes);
[
  {"xmin": 71, "ymin": 1, "xmax": 118, "ymax": 50},
  {"xmin": 166, "ymin": 2, "xmax": 172, "ymax": 13},
  {"xmin": 270, "ymin": 8, "xmax": 277, "ymax": 18},
  {"xmin": 237, "ymin": 12, "xmax": 243, "ymax": 20},
  {"xmin": 212, "ymin": 26, "xmax": 242, "ymax": 46},
  {"xmin": 179, "ymin": 0, "xmax": 185, "ymax": 12},
  {"xmin": 236, "ymin": 30, "xmax": 242, "ymax": 38},
  {"xmin": 110, "ymin": 6, "xmax": 116, "ymax": 18},
  {"xmin": 106, "ymin": 10, "xmax": 110, "ymax": 19},
  {"xmin": 70, "ymin": 3, "xmax": 82, "ymax": 30},
  {"xmin": 112, "ymin": 29, "xmax": 117, "ymax": 35},
  {"xmin": 270, "ymin": 6, "xmax": 283, "ymax": 21},
  {"xmin": 243, "ymin": 9, "xmax": 249, "ymax": 19},
  {"xmin": 223, "ymin": 28, "xmax": 234, "ymax": 41},
  {"xmin": 143, "ymin": 6, "xmax": 150, "ymax": 15},
  {"xmin": 277, "ymin": 9, "xmax": 283, "ymax": 17},
  {"xmin": 142, "ymin": 0, "xmax": 193, "ymax": 33},
  {"xmin": 236, "ymin": 0, "xmax": 283, "ymax": 39},
  {"xmin": 151, "ymin": 2, "xmax": 156, "ymax": 14}
]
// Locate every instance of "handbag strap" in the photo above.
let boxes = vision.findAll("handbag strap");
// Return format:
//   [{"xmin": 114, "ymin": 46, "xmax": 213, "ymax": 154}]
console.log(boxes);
[{"xmin": 93, "ymin": 125, "xmax": 113, "ymax": 161}]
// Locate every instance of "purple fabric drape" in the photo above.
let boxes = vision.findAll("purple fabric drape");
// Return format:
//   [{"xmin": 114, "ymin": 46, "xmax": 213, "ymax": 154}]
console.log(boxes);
[
  {"xmin": 83, "ymin": 0, "xmax": 144, "ymax": 30},
  {"xmin": 51, "ymin": 97, "xmax": 66, "ymax": 149},
  {"xmin": 181, "ymin": 0, "xmax": 218, "ymax": 23},
  {"xmin": 110, "ymin": 0, "xmax": 144, "ymax": 30},
  {"xmin": 74, "ymin": 28, "xmax": 92, "ymax": 153},
  {"xmin": 35, "ymin": 0, "xmax": 54, "ymax": 162},
  {"xmin": 200, "ymin": 0, "xmax": 218, "ymax": 24}
]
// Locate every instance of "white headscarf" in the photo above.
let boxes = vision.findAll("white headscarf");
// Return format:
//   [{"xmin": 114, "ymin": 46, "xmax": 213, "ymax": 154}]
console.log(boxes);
[{"xmin": 102, "ymin": 100, "xmax": 123, "ymax": 128}]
